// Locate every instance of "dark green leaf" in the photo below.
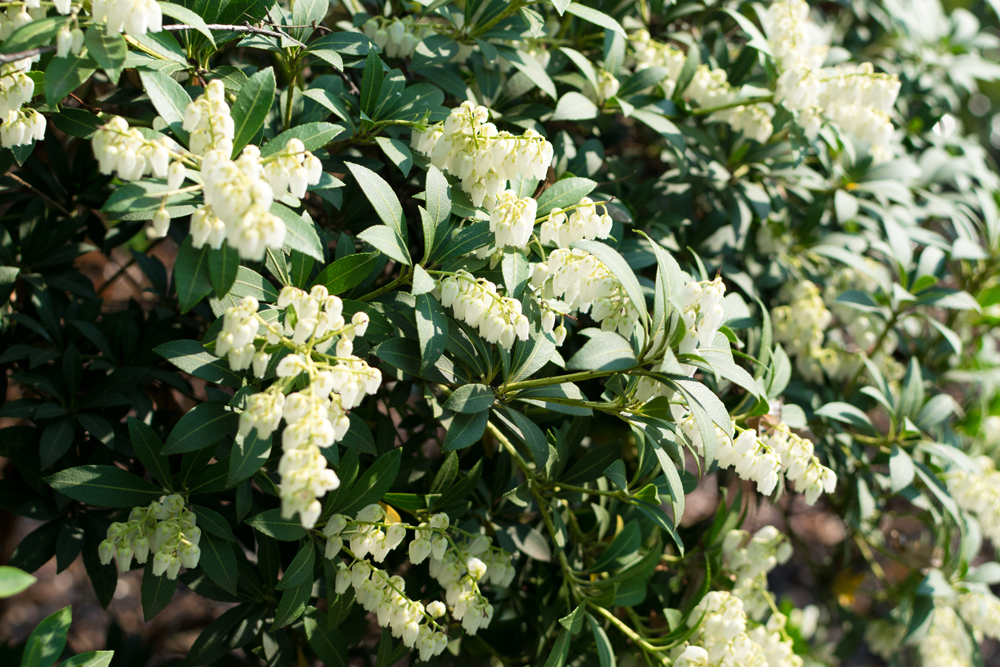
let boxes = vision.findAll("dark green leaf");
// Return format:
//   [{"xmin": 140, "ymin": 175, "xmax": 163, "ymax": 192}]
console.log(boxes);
[
  {"xmin": 312, "ymin": 252, "xmax": 379, "ymax": 295},
  {"xmin": 276, "ymin": 541, "xmax": 315, "ymax": 591},
  {"xmin": 228, "ymin": 430, "xmax": 272, "ymax": 486},
  {"xmin": 162, "ymin": 401, "xmax": 238, "ymax": 455},
  {"xmin": 199, "ymin": 531, "xmax": 238, "ymax": 596},
  {"xmin": 141, "ymin": 559, "xmax": 177, "ymax": 622},
  {"xmin": 247, "ymin": 509, "xmax": 309, "ymax": 541},
  {"xmin": 21, "ymin": 605, "xmax": 71, "ymax": 667},
  {"xmin": 442, "ymin": 410, "xmax": 489, "ymax": 451},
  {"xmin": 231, "ymin": 67, "xmax": 276, "ymax": 154},
  {"xmin": 567, "ymin": 331, "xmax": 636, "ymax": 371},
  {"xmin": 45, "ymin": 465, "xmax": 163, "ymax": 508}
]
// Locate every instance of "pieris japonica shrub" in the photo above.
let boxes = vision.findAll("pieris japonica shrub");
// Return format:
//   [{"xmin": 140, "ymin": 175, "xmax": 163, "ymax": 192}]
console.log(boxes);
[{"xmin": 3, "ymin": 0, "xmax": 1000, "ymax": 665}]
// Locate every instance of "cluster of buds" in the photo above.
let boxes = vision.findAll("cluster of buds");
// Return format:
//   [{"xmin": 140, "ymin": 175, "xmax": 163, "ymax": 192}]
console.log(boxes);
[
  {"xmin": 98, "ymin": 494, "xmax": 201, "ymax": 579},
  {"xmin": 411, "ymin": 102, "xmax": 553, "ymax": 208},
  {"xmin": 680, "ymin": 420, "xmax": 780, "ymax": 497},
  {"xmin": 435, "ymin": 271, "xmax": 529, "ymax": 349},
  {"xmin": 223, "ymin": 289, "xmax": 377, "ymax": 529},
  {"xmin": 761, "ymin": 422, "xmax": 837, "ymax": 505},
  {"xmin": 629, "ymin": 30, "xmax": 686, "ymax": 97},
  {"xmin": 947, "ymin": 455, "xmax": 1000, "ymax": 545},
  {"xmin": 183, "ymin": 80, "xmax": 234, "ymax": 156},
  {"xmin": 723, "ymin": 527, "xmax": 793, "ymax": 619},
  {"xmin": 324, "ymin": 505, "xmax": 407, "ymax": 563},
  {"xmin": 92, "ymin": 0, "xmax": 163, "ymax": 37},
  {"xmin": 531, "ymin": 248, "xmax": 642, "ymax": 340},
  {"xmin": 362, "ymin": 16, "xmax": 436, "ymax": 59},
  {"xmin": 538, "ymin": 197, "xmax": 613, "ymax": 248},
  {"xmin": 489, "ymin": 190, "xmax": 537, "ymax": 250},
  {"xmin": 263, "ymin": 138, "xmax": 324, "ymax": 200},
  {"xmin": 55, "ymin": 25, "xmax": 85, "ymax": 58},
  {"xmin": 93, "ymin": 116, "xmax": 183, "ymax": 185}
]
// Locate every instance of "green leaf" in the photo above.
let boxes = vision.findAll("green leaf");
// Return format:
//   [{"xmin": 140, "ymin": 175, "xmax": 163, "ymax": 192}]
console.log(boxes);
[
  {"xmin": 311, "ymin": 252, "xmax": 379, "ymax": 296},
  {"xmin": 501, "ymin": 248, "xmax": 530, "ymax": 298},
  {"xmin": 84, "ymin": 29, "xmax": 127, "ymax": 83},
  {"xmin": 58, "ymin": 652, "xmax": 114, "ymax": 667},
  {"xmin": 375, "ymin": 137, "xmax": 413, "ymax": 177},
  {"xmin": 138, "ymin": 69, "xmax": 192, "ymax": 143},
  {"xmin": 159, "ymin": 2, "xmax": 217, "ymax": 46},
  {"xmin": 127, "ymin": 417, "xmax": 172, "ymax": 489},
  {"xmin": 496, "ymin": 46, "xmax": 556, "ymax": 98},
  {"xmin": 552, "ymin": 92, "xmax": 599, "ymax": 121},
  {"xmin": 436, "ymin": 220, "xmax": 493, "ymax": 261},
  {"xmin": 536, "ymin": 177, "xmax": 597, "ymax": 216},
  {"xmin": 337, "ymin": 449, "xmax": 402, "ymax": 517},
  {"xmin": 633, "ymin": 499, "xmax": 684, "ymax": 555},
  {"xmin": 260, "ymin": 122, "xmax": 343, "ymax": 157},
  {"xmin": 183, "ymin": 604, "xmax": 265, "ymax": 667},
  {"xmin": 411, "ymin": 264, "xmax": 436, "ymax": 295},
  {"xmin": 561, "ymin": 442, "xmax": 621, "ymax": 486},
  {"xmin": 424, "ymin": 165, "xmax": 451, "ymax": 251},
  {"xmin": 573, "ymin": 240, "xmax": 648, "ymax": 327},
  {"xmin": 21, "ymin": 606, "xmax": 71, "ymax": 667},
  {"xmin": 590, "ymin": 520, "xmax": 640, "ymax": 572},
  {"xmin": 228, "ymin": 430, "xmax": 272, "ymax": 486},
  {"xmin": 2, "ymin": 17, "xmax": 66, "ymax": 54},
  {"xmin": 814, "ymin": 402, "xmax": 877, "ymax": 436},
  {"xmin": 721, "ymin": 8, "xmax": 773, "ymax": 57},
  {"xmin": 630, "ymin": 108, "xmax": 684, "ymax": 150},
  {"xmin": 154, "ymin": 339, "xmax": 243, "ymax": 388},
  {"xmin": 442, "ymin": 410, "xmax": 489, "ymax": 451},
  {"xmin": 141, "ymin": 560, "xmax": 177, "ymax": 622},
  {"xmin": 604, "ymin": 460, "xmax": 627, "ymax": 492},
  {"xmin": 495, "ymin": 408, "xmax": 549, "ymax": 468},
  {"xmin": 443, "ymin": 384, "xmax": 495, "ymax": 414},
  {"xmin": 889, "ymin": 445, "xmax": 915, "ymax": 493},
  {"xmin": 276, "ymin": 542, "xmax": 315, "ymax": 591},
  {"xmin": 347, "ymin": 162, "xmax": 407, "ymax": 239},
  {"xmin": 565, "ymin": 2, "xmax": 626, "ymax": 36},
  {"xmin": 566, "ymin": 331, "xmax": 636, "ymax": 371},
  {"xmin": 271, "ymin": 203, "xmax": 324, "ymax": 261},
  {"xmin": 162, "ymin": 401, "xmax": 238, "ymax": 455},
  {"xmin": 358, "ymin": 225, "xmax": 411, "ymax": 265},
  {"xmin": 199, "ymin": 531, "xmax": 238, "ymax": 595},
  {"xmin": 193, "ymin": 505, "xmax": 234, "ymax": 540},
  {"xmin": 40, "ymin": 418, "xmax": 75, "ymax": 469},
  {"xmin": 247, "ymin": 509, "xmax": 308, "ymax": 541},
  {"xmin": 416, "ymin": 294, "xmax": 448, "ymax": 373},
  {"xmin": 209, "ymin": 244, "xmax": 240, "ymax": 296},
  {"xmin": 45, "ymin": 465, "xmax": 163, "ymax": 508},
  {"xmin": 559, "ymin": 603, "xmax": 587, "ymax": 634},
  {"xmin": 45, "ymin": 53, "xmax": 97, "ymax": 108},
  {"xmin": 230, "ymin": 67, "xmax": 276, "ymax": 155},
  {"xmin": 304, "ymin": 607, "xmax": 348, "ymax": 667},
  {"xmin": 542, "ymin": 628, "xmax": 572, "ymax": 667},
  {"xmin": 360, "ymin": 49, "xmax": 385, "ymax": 117},
  {"xmin": 272, "ymin": 577, "xmax": 311, "ymax": 630},
  {"xmin": 587, "ymin": 613, "xmax": 616, "ymax": 667},
  {"xmin": 0, "ymin": 566, "xmax": 35, "ymax": 598},
  {"xmin": 174, "ymin": 237, "xmax": 213, "ymax": 313}
]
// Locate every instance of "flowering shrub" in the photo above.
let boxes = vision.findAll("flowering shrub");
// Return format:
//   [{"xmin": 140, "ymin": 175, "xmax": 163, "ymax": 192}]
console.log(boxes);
[{"xmin": 3, "ymin": 0, "xmax": 1000, "ymax": 665}]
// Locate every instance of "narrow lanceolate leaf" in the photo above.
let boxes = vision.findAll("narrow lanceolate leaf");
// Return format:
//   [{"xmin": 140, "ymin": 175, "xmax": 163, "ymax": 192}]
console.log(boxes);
[
  {"xmin": 154, "ymin": 339, "xmax": 243, "ymax": 388},
  {"xmin": 198, "ymin": 531, "xmax": 238, "ymax": 595},
  {"xmin": 45, "ymin": 466, "xmax": 163, "ymax": 508},
  {"xmin": 159, "ymin": 2, "xmax": 216, "ymax": 46},
  {"xmin": 358, "ymin": 225, "xmax": 411, "ymax": 265},
  {"xmin": 162, "ymin": 401, "xmax": 238, "ymax": 455},
  {"xmin": 21, "ymin": 605, "xmax": 72, "ymax": 667},
  {"xmin": 247, "ymin": 509, "xmax": 309, "ymax": 541},
  {"xmin": 276, "ymin": 542, "xmax": 316, "ymax": 591},
  {"xmin": 208, "ymin": 244, "xmax": 240, "ymax": 296},
  {"xmin": 138, "ymin": 69, "xmax": 192, "ymax": 143},
  {"xmin": 183, "ymin": 604, "xmax": 265, "ymax": 667},
  {"xmin": 587, "ymin": 613, "xmax": 617, "ymax": 667},
  {"xmin": 228, "ymin": 430, "xmax": 272, "ymax": 486},
  {"xmin": 141, "ymin": 559, "xmax": 177, "ymax": 622},
  {"xmin": 442, "ymin": 410, "xmax": 489, "ymax": 451},
  {"xmin": 312, "ymin": 252, "xmax": 379, "ymax": 295},
  {"xmin": 272, "ymin": 578, "xmax": 311, "ymax": 630},
  {"xmin": 336, "ymin": 449, "xmax": 402, "ymax": 517},
  {"xmin": 346, "ymin": 162, "xmax": 406, "ymax": 239},
  {"xmin": 567, "ymin": 331, "xmax": 637, "ymax": 371},
  {"xmin": 0, "ymin": 566, "xmax": 35, "ymax": 598},
  {"xmin": 128, "ymin": 417, "xmax": 172, "ymax": 490},
  {"xmin": 416, "ymin": 294, "xmax": 448, "ymax": 373},
  {"xmin": 174, "ymin": 237, "xmax": 213, "ymax": 313},
  {"xmin": 84, "ymin": 30, "xmax": 127, "ymax": 83},
  {"xmin": 494, "ymin": 408, "xmax": 549, "ymax": 468},
  {"xmin": 536, "ymin": 177, "xmax": 597, "ymax": 216},
  {"xmin": 230, "ymin": 67, "xmax": 276, "ymax": 155},
  {"xmin": 565, "ymin": 2, "xmax": 626, "ymax": 36},
  {"xmin": 271, "ymin": 203, "xmax": 324, "ymax": 261},
  {"xmin": 304, "ymin": 607, "xmax": 349, "ymax": 667},
  {"xmin": 44, "ymin": 53, "xmax": 97, "ymax": 108},
  {"xmin": 360, "ymin": 48, "xmax": 385, "ymax": 117}
]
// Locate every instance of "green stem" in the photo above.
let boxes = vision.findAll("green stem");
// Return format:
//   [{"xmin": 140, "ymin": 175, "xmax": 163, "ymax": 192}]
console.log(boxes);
[
  {"xmin": 357, "ymin": 267, "xmax": 413, "ymax": 303},
  {"xmin": 691, "ymin": 95, "xmax": 774, "ymax": 116}
]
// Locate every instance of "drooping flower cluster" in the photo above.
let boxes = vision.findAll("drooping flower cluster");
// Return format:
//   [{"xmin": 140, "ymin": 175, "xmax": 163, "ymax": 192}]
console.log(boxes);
[
  {"xmin": 946, "ymin": 455, "xmax": 1000, "ymax": 544},
  {"xmin": 710, "ymin": 426, "xmax": 781, "ymax": 496},
  {"xmin": 92, "ymin": 0, "xmax": 163, "ymax": 37},
  {"xmin": 435, "ymin": 271, "xmax": 529, "ymax": 349},
  {"xmin": 673, "ymin": 591, "xmax": 802, "ymax": 667},
  {"xmin": 55, "ymin": 25, "xmax": 85, "ymax": 58},
  {"xmin": 362, "ymin": 16, "xmax": 436, "ymax": 59},
  {"xmin": 762, "ymin": 0, "xmax": 900, "ymax": 158},
  {"xmin": 222, "ymin": 288, "xmax": 378, "ymax": 529},
  {"xmin": 183, "ymin": 80, "xmax": 235, "ymax": 156},
  {"xmin": 761, "ymin": 422, "xmax": 837, "ymax": 505},
  {"xmin": 98, "ymin": 494, "xmax": 201, "ymax": 579},
  {"xmin": 539, "ymin": 197, "xmax": 613, "ymax": 248},
  {"xmin": 489, "ymin": 190, "xmax": 537, "ymax": 250},
  {"xmin": 93, "ymin": 116, "xmax": 184, "ymax": 186},
  {"xmin": 324, "ymin": 508, "xmax": 510, "ymax": 660},
  {"xmin": 686, "ymin": 66, "xmax": 775, "ymax": 144},
  {"xmin": 917, "ymin": 606, "xmax": 975, "ymax": 667},
  {"xmin": 630, "ymin": 31, "xmax": 686, "ymax": 98},
  {"xmin": 722, "ymin": 527, "xmax": 793, "ymax": 619},
  {"xmin": 530, "ymin": 248, "xmax": 642, "ymax": 339},
  {"xmin": 771, "ymin": 280, "xmax": 839, "ymax": 383},
  {"xmin": 955, "ymin": 588, "xmax": 1000, "ymax": 640},
  {"xmin": 410, "ymin": 102, "xmax": 554, "ymax": 208}
]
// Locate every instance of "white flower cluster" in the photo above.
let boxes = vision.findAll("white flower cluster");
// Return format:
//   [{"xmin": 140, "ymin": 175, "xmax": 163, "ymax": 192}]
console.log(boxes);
[
  {"xmin": 93, "ymin": 116, "xmax": 183, "ymax": 185},
  {"xmin": 55, "ymin": 25, "xmax": 85, "ymax": 58},
  {"xmin": 325, "ymin": 509, "xmax": 510, "ymax": 660},
  {"xmin": 98, "ymin": 494, "xmax": 201, "ymax": 579},
  {"xmin": 530, "ymin": 248, "xmax": 642, "ymax": 340},
  {"xmin": 92, "ymin": 0, "xmax": 163, "ymax": 37},
  {"xmin": 918, "ymin": 606, "xmax": 975, "ymax": 667},
  {"xmin": 712, "ymin": 426, "xmax": 781, "ymax": 496},
  {"xmin": 435, "ymin": 271, "xmax": 529, "ymax": 349},
  {"xmin": 539, "ymin": 197, "xmax": 613, "ymax": 248},
  {"xmin": 489, "ymin": 190, "xmax": 537, "ymax": 250},
  {"xmin": 362, "ymin": 17, "xmax": 435, "ymax": 59},
  {"xmin": 182, "ymin": 80, "xmax": 234, "ymax": 156},
  {"xmin": 772, "ymin": 280, "xmax": 841, "ymax": 384},
  {"xmin": 263, "ymin": 138, "xmax": 324, "ymax": 200},
  {"xmin": 762, "ymin": 0, "xmax": 900, "ymax": 158},
  {"xmin": 947, "ymin": 455, "xmax": 1000, "ymax": 544},
  {"xmin": 686, "ymin": 67, "xmax": 775, "ymax": 144},
  {"xmin": 629, "ymin": 30, "xmax": 687, "ymax": 97},
  {"xmin": 863, "ymin": 619, "xmax": 906, "ymax": 662},
  {"xmin": 761, "ymin": 422, "xmax": 837, "ymax": 505},
  {"xmin": 223, "ymin": 288, "xmax": 377, "ymax": 529},
  {"xmin": 411, "ymin": 102, "xmax": 553, "ymax": 208},
  {"xmin": 673, "ymin": 591, "xmax": 801, "ymax": 667},
  {"xmin": 956, "ymin": 588, "xmax": 1000, "ymax": 640},
  {"xmin": 722, "ymin": 527, "xmax": 793, "ymax": 619}
]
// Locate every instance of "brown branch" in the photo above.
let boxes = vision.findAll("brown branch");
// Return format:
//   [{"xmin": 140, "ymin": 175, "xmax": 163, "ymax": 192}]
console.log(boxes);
[
  {"xmin": 162, "ymin": 22, "xmax": 308, "ymax": 48},
  {"xmin": 0, "ymin": 44, "xmax": 55, "ymax": 64}
]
